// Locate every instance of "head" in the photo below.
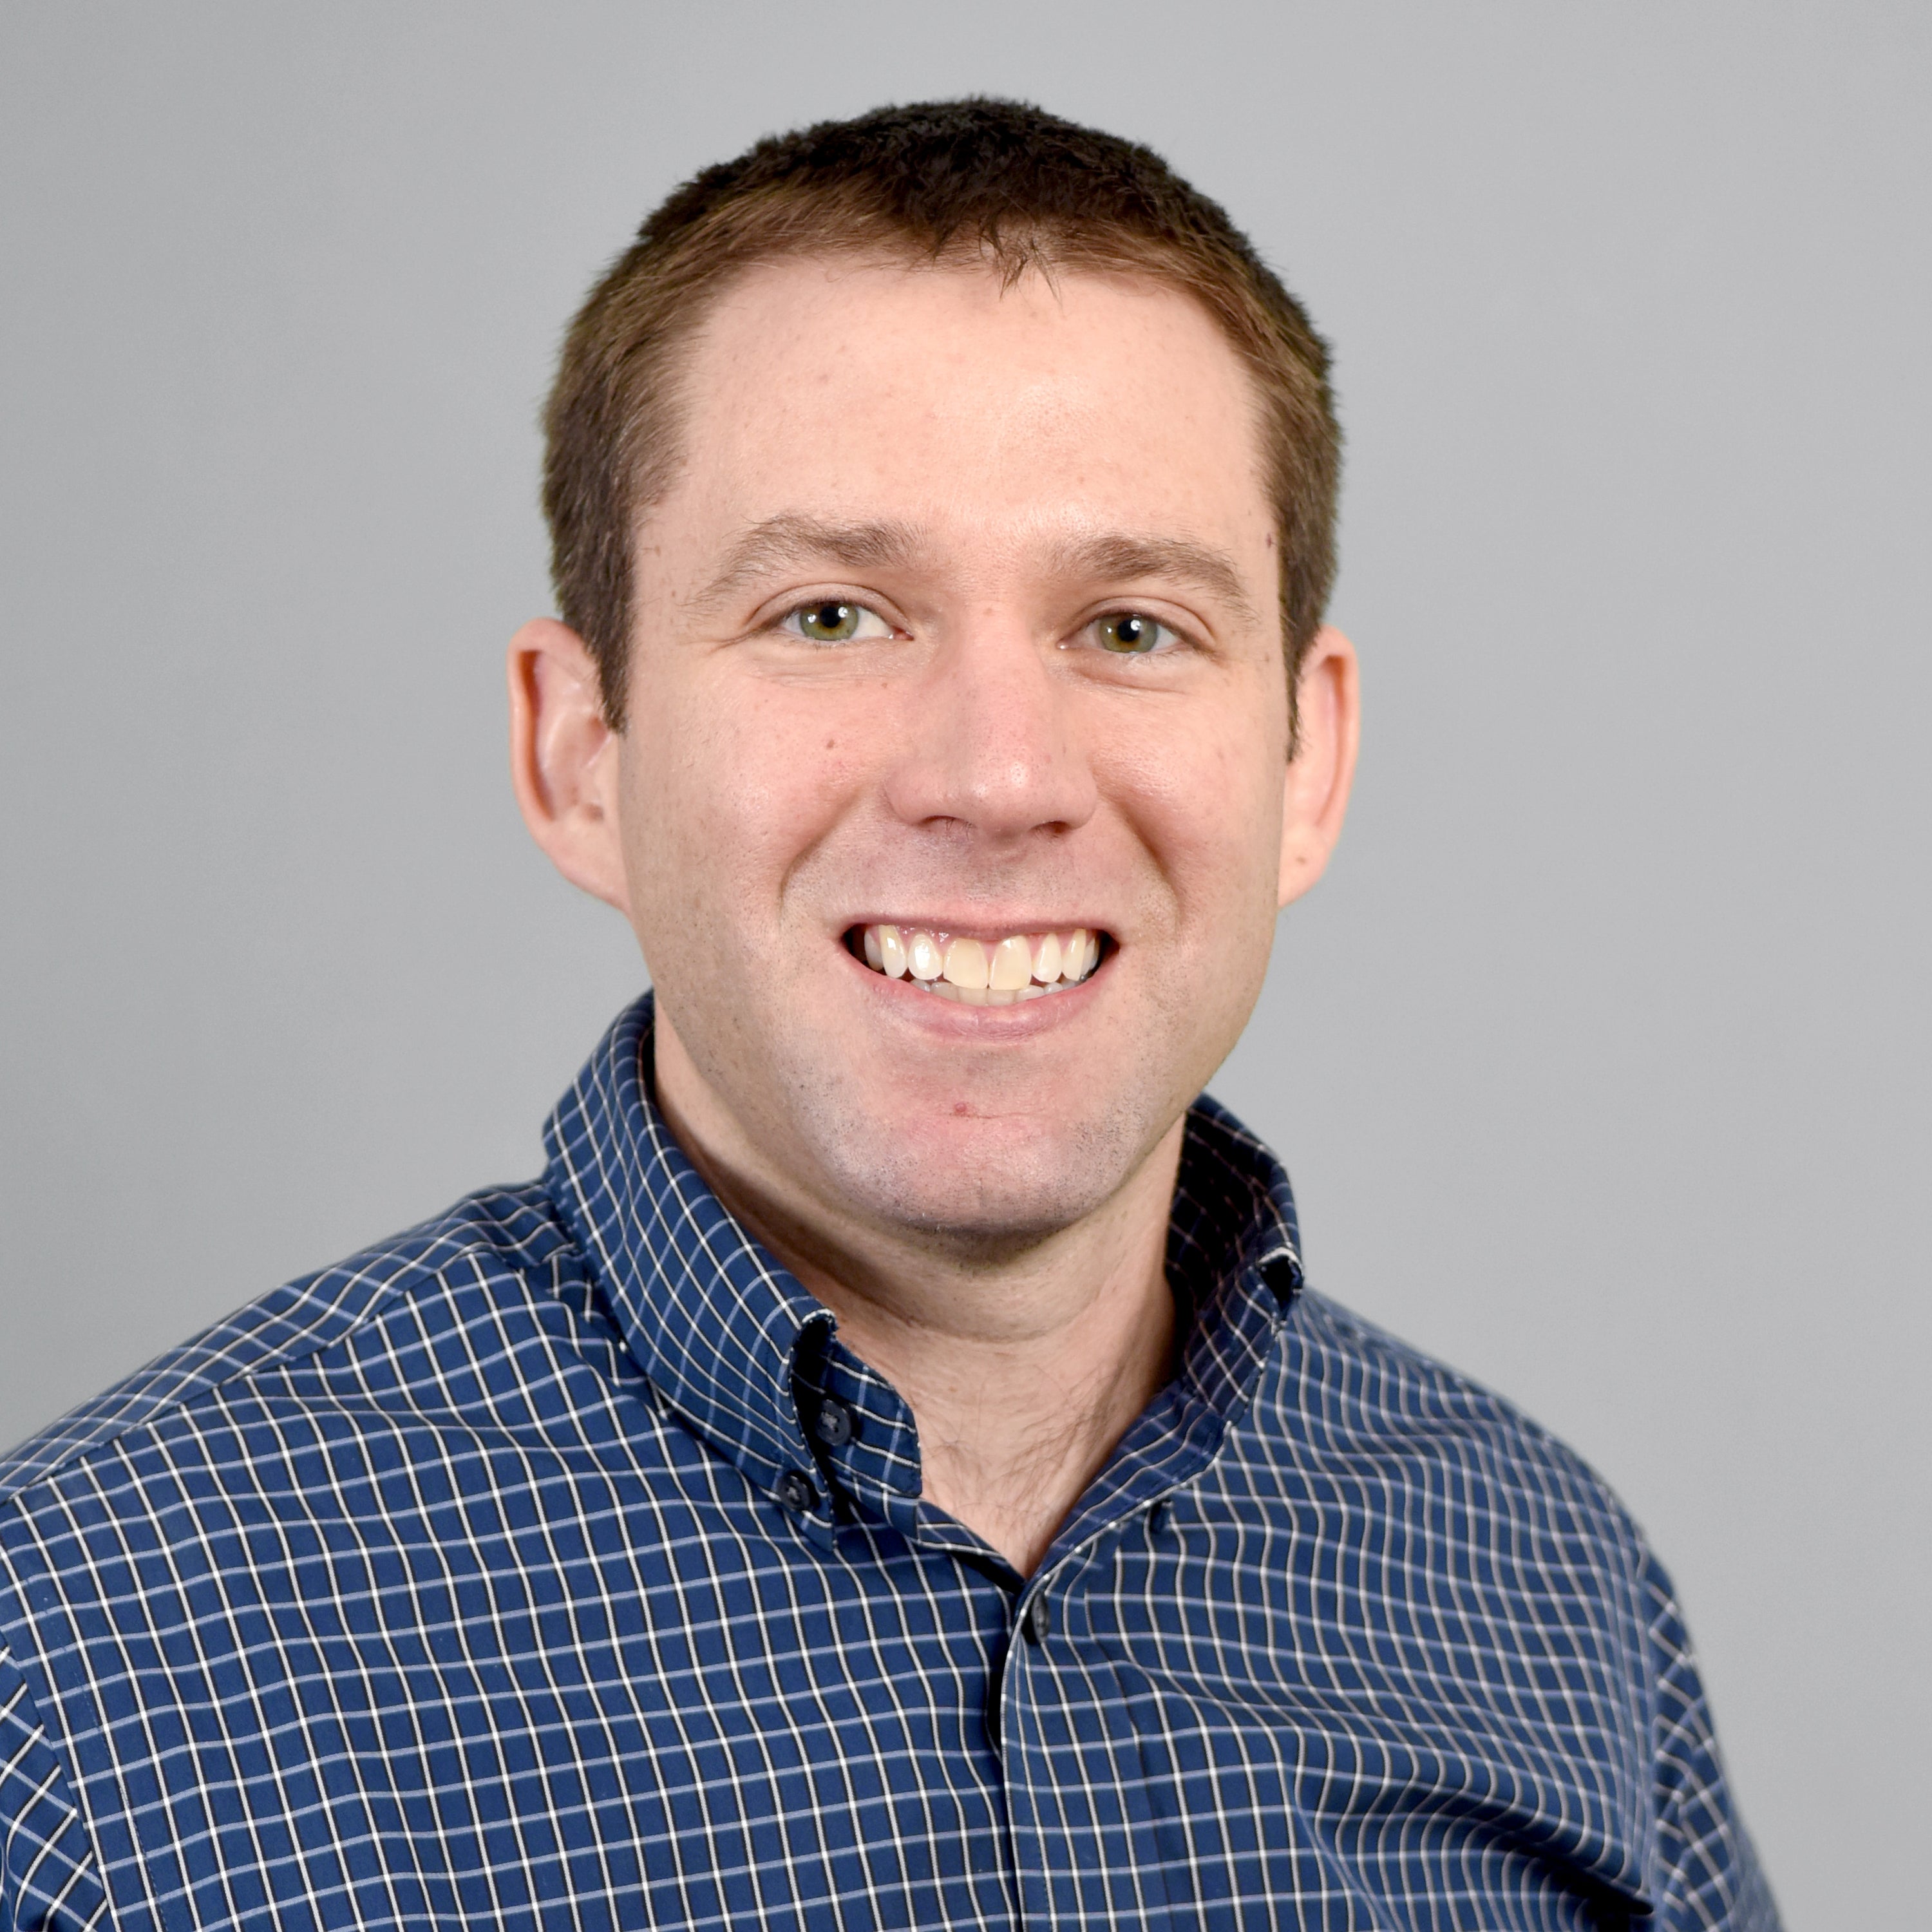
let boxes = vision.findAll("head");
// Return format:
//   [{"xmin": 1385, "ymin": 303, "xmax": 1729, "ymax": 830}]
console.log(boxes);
[{"xmin": 511, "ymin": 99, "xmax": 1359, "ymax": 1264}]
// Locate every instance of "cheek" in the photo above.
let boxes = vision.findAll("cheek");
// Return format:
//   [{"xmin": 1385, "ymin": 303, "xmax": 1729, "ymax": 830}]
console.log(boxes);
[
  {"xmin": 1103, "ymin": 702, "xmax": 1287, "ymax": 922},
  {"xmin": 620, "ymin": 667, "xmax": 878, "ymax": 931}
]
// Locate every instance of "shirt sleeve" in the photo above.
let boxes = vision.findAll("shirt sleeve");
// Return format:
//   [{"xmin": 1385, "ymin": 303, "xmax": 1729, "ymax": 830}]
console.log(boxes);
[
  {"xmin": 0, "ymin": 1645, "xmax": 108, "ymax": 1932},
  {"xmin": 1639, "ymin": 1551, "xmax": 1783, "ymax": 1931}
]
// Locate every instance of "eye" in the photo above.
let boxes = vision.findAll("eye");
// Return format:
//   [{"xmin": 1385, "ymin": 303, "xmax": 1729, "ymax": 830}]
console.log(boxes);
[
  {"xmin": 780, "ymin": 600, "xmax": 893, "ymax": 645},
  {"xmin": 1090, "ymin": 611, "xmax": 1177, "ymax": 656}
]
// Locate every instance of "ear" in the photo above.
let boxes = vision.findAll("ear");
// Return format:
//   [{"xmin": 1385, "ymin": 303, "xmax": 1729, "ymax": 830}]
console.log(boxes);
[
  {"xmin": 1278, "ymin": 624, "xmax": 1361, "ymax": 909},
  {"xmin": 507, "ymin": 618, "xmax": 632, "ymax": 914}
]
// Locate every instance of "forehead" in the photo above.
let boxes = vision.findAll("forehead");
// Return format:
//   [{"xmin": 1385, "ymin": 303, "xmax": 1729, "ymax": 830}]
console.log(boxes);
[{"xmin": 658, "ymin": 255, "xmax": 1274, "ymax": 573}]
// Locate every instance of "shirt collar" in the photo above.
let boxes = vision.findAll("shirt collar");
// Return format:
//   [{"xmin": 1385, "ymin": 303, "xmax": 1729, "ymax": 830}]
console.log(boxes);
[
  {"xmin": 542, "ymin": 993, "xmax": 834, "ymax": 1508},
  {"xmin": 542, "ymin": 993, "xmax": 1303, "ymax": 1521}
]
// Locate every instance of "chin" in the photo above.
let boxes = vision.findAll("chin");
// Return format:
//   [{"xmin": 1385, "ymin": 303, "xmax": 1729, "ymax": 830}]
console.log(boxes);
[{"xmin": 806, "ymin": 1106, "xmax": 1145, "ymax": 1256}]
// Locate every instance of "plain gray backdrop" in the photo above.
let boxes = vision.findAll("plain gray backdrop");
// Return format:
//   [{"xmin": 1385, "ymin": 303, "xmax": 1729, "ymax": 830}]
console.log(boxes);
[{"xmin": 3, "ymin": 5, "xmax": 1926, "ymax": 1923}]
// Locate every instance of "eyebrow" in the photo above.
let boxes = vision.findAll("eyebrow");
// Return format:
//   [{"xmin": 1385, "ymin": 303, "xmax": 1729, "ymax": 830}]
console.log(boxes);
[
  {"xmin": 690, "ymin": 515, "xmax": 925, "ymax": 614},
  {"xmin": 1042, "ymin": 532, "xmax": 1260, "ymax": 626},
  {"xmin": 689, "ymin": 513, "xmax": 1260, "ymax": 625}
]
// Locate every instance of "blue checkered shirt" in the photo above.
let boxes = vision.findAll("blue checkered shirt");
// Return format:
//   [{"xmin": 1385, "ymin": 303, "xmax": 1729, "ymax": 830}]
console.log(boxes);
[{"xmin": 0, "ymin": 996, "xmax": 1775, "ymax": 1929}]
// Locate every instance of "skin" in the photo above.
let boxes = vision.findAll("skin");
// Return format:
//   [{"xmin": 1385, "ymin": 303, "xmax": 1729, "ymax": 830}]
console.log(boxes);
[{"xmin": 510, "ymin": 256, "xmax": 1358, "ymax": 1573}]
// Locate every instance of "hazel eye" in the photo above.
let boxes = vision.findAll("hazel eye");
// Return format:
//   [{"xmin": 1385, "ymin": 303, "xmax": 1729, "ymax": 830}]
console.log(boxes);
[
  {"xmin": 782, "ymin": 601, "xmax": 892, "ymax": 645},
  {"xmin": 1092, "ymin": 611, "xmax": 1175, "ymax": 655}
]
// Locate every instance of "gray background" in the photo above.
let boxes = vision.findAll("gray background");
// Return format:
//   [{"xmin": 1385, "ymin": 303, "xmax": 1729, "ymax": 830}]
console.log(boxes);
[{"xmin": 3, "ymin": 5, "xmax": 1926, "ymax": 1922}]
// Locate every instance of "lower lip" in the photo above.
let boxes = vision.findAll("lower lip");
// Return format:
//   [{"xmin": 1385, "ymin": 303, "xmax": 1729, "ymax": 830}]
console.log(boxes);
[{"xmin": 842, "ymin": 943, "xmax": 1105, "ymax": 1032}]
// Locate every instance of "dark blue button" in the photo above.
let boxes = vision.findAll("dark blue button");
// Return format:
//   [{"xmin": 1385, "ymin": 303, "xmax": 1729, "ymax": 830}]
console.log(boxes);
[
  {"xmin": 1021, "ymin": 1591, "xmax": 1051, "ymax": 1645},
  {"xmin": 776, "ymin": 1471, "xmax": 818, "ymax": 1513},
  {"xmin": 813, "ymin": 1397, "xmax": 855, "ymax": 1447},
  {"xmin": 1260, "ymin": 1254, "xmax": 1302, "ymax": 1307}
]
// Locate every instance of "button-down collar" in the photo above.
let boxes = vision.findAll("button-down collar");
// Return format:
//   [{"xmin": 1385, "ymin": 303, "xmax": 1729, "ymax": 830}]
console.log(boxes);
[{"xmin": 541, "ymin": 994, "xmax": 1303, "ymax": 1561}]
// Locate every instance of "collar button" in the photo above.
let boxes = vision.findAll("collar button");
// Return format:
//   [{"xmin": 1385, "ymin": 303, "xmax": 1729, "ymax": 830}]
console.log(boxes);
[
  {"xmin": 776, "ymin": 1470, "xmax": 819, "ymax": 1513},
  {"xmin": 813, "ymin": 1397, "xmax": 856, "ymax": 1447},
  {"xmin": 1260, "ymin": 1255, "xmax": 1303, "ymax": 1307}
]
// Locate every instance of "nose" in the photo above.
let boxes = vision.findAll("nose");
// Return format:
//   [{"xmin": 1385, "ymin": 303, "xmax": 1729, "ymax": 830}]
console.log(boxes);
[{"xmin": 882, "ymin": 619, "xmax": 1098, "ymax": 844}]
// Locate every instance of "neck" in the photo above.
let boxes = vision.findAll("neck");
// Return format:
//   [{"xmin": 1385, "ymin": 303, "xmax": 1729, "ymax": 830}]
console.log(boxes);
[
  {"xmin": 791, "ymin": 1155, "xmax": 1180, "ymax": 1576},
  {"xmin": 650, "ymin": 1028, "xmax": 1182, "ymax": 1577}
]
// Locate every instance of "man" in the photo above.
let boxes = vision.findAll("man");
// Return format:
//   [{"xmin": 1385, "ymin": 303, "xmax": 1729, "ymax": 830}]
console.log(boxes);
[{"xmin": 0, "ymin": 99, "xmax": 1774, "ymax": 1929}]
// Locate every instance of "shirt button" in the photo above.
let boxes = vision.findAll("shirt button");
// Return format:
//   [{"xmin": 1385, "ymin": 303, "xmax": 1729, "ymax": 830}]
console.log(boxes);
[
  {"xmin": 776, "ymin": 1470, "xmax": 818, "ymax": 1513},
  {"xmin": 1021, "ymin": 1591, "xmax": 1052, "ymax": 1646},
  {"xmin": 1260, "ymin": 1254, "xmax": 1303, "ymax": 1307},
  {"xmin": 813, "ymin": 1397, "xmax": 856, "ymax": 1447}
]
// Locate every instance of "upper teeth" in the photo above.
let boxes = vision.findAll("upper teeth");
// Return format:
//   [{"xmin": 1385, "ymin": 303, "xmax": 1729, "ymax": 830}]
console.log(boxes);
[{"xmin": 859, "ymin": 925, "xmax": 1100, "ymax": 1004}]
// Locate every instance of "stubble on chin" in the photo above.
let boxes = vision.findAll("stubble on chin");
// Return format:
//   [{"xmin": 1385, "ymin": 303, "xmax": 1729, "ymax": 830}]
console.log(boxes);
[{"xmin": 728, "ymin": 1026, "xmax": 1180, "ymax": 1265}]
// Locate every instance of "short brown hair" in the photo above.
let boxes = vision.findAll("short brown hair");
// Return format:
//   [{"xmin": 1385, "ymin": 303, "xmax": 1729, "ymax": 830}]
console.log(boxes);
[{"xmin": 543, "ymin": 98, "xmax": 1340, "ymax": 734}]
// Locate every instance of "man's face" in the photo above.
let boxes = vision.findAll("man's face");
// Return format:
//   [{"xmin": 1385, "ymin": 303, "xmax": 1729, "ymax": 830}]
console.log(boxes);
[{"xmin": 611, "ymin": 257, "xmax": 1314, "ymax": 1249}]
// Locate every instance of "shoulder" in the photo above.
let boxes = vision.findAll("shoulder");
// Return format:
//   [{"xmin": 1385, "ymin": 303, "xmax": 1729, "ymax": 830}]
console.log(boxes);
[
  {"xmin": 0, "ymin": 1180, "xmax": 580, "ymax": 1511},
  {"xmin": 1261, "ymin": 1283, "xmax": 1649, "ymax": 1564}
]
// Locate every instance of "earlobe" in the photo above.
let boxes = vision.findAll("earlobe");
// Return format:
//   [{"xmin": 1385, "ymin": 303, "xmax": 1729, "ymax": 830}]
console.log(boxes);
[
  {"xmin": 506, "ymin": 618, "xmax": 632, "ymax": 914},
  {"xmin": 1278, "ymin": 625, "xmax": 1361, "ymax": 909}
]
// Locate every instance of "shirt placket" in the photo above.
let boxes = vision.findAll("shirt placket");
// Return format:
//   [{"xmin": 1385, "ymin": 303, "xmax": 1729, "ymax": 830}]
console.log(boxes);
[{"xmin": 985, "ymin": 1261, "xmax": 1299, "ymax": 1931}]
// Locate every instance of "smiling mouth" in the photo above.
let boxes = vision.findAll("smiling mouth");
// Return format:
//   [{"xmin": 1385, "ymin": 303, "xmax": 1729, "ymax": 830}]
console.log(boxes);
[{"xmin": 848, "ymin": 923, "xmax": 1103, "ymax": 1005}]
